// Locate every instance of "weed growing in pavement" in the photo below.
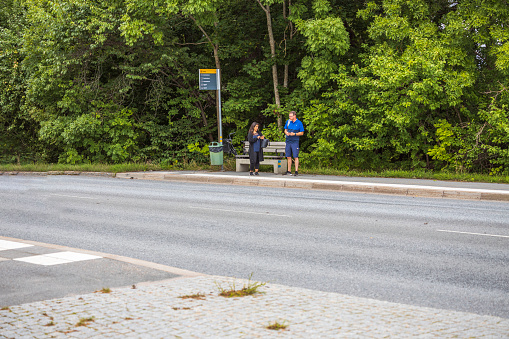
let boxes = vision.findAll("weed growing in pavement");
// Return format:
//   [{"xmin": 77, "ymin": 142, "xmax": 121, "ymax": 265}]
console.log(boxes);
[
  {"xmin": 57, "ymin": 329, "xmax": 77, "ymax": 334},
  {"xmin": 216, "ymin": 273, "xmax": 267, "ymax": 298},
  {"xmin": 96, "ymin": 287, "xmax": 111, "ymax": 293},
  {"xmin": 178, "ymin": 293, "xmax": 206, "ymax": 300},
  {"xmin": 75, "ymin": 316, "xmax": 95, "ymax": 327},
  {"xmin": 266, "ymin": 320, "xmax": 289, "ymax": 330},
  {"xmin": 1, "ymin": 306, "xmax": 9, "ymax": 311},
  {"xmin": 42, "ymin": 312, "xmax": 54, "ymax": 323}
]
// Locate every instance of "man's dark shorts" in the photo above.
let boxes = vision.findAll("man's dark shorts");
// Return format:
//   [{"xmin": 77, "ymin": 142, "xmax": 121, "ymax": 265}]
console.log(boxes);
[{"xmin": 285, "ymin": 142, "xmax": 299, "ymax": 158}]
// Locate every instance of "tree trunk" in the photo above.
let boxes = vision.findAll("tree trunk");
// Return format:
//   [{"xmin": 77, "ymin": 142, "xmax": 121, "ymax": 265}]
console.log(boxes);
[
  {"xmin": 257, "ymin": 1, "xmax": 282, "ymax": 129},
  {"xmin": 213, "ymin": 34, "xmax": 220, "ymax": 70},
  {"xmin": 283, "ymin": 1, "xmax": 289, "ymax": 89},
  {"xmin": 190, "ymin": 15, "xmax": 223, "ymax": 141},
  {"xmin": 195, "ymin": 93, "xmax": 214, "ymax": 142},
  {"xmin": 282, "ymin": 0, "xmax": 294, "ymax": 91}
]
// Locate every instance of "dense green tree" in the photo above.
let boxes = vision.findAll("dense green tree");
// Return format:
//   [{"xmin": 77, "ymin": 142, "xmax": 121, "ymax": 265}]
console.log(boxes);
[
  {"xmin": 428, "ymin": 0, "xmax": 509, "ymax": 174},
  {"xmin": 9, "ymin": 0, "xmax": 220, "ymax": 164},
  {"xmin": 0, "ymin": 0, "xmax": 507, "ymax": 173},
  {"xmin": 302, "ymin": 0, "xmax": 509, "ymax": 173},
  {"xmin": 0, "ymin": 0, "xmax": 39, "ymax": 163}
]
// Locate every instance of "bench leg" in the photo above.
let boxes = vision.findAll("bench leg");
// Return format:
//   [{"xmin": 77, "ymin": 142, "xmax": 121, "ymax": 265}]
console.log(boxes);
[
  {"xmin": 274, "ymin": 159, "xmax": 287, "ymax": 174},
  {"xmin": 236, "ymin": 161, "xmax": 250, "ymax": 172}
]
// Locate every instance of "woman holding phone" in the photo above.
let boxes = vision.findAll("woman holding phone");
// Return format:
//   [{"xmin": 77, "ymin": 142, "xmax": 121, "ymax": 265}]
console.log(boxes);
[{"xmin": 247, "ymin": 122, "xmax": 265, "ymax": 176}]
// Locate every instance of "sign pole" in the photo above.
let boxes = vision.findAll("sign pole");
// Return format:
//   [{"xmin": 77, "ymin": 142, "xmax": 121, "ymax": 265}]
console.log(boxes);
[
  {"xmin": 199, "ymin": 68, "xmax": 223, "ymax": 171},
  {"xmin": 217, "ymin": 69, "xmax": 222, "ymax": 145},
  {"xmin": 217, "ymin": 69, "xmax": 222, "ymax": 171}
]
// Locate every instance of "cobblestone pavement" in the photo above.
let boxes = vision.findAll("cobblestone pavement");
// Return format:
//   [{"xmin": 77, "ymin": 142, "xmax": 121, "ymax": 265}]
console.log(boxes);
[{"xmin": 1, "ymin": 275, "xmax": 508, "ymax": 338}]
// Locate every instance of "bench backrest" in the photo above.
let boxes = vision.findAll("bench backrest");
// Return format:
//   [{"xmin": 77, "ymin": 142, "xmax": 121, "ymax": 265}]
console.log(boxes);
[{"xmin": 243, "ymin": 141, "xmax": 286, "ymax": 156}]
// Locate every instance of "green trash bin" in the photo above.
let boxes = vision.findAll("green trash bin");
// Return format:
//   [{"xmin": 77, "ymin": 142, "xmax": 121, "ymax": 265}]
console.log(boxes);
[{"xmin": 209, "ymin": 142, "xmax": 223, "ymax": 165}]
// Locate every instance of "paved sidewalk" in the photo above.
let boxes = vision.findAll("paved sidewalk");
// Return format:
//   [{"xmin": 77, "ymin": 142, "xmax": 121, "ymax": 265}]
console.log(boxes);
[
  {"xmin": 2, "ymin": 275, "xmax": 509, "ymax": 338},
  {"xmin": 116, "ymin": 171, "xmax": 509, "ymax": 202}
]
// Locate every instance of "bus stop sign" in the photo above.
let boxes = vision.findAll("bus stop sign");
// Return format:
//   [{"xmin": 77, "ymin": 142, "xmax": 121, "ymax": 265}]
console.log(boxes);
[{"xmin": 199, "ymin": 69, "xmax": 218, "ymax": 90}]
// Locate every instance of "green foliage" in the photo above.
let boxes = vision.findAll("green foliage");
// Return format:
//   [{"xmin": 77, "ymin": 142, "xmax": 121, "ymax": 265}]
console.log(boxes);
[
  {"xmin": 302, "ymin": 0, "xmax": 509, "ymax": 173},
  {"xmin": 216, "ymin": 273, "xmax": 266, "ymax": 298},
  {"xmin": 0, "ymin": 0, "xmax": 40, "ymax": 163},
  {"xmin": 39, "ymin": 108, "xmax": 139, "ymax": 164},
  {"xmin": 1, "ymin": 0, "xmax": 508, "ymax": 174},
  {"xmin": 296, "ymin": 11, "xmax": 350, "ymax": 92},
  {"xmin": 260, "ymin": 123, "xmax": 285, "ymax": 142},
  {"xmin": 187, "ymin": 141, "xmax": 209, "ymax": 162}
]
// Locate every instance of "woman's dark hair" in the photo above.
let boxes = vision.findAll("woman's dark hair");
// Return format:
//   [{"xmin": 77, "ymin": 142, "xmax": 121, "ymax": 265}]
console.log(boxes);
[{"xmin": 248, "ymin": 122, "xmax": 260, "ymax": 135}]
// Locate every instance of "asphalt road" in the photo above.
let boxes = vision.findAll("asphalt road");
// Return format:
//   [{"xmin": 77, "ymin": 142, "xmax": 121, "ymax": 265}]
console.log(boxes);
[{"xmin": 1, "ymin": 175, "xmax": 508, "ymax": 318}]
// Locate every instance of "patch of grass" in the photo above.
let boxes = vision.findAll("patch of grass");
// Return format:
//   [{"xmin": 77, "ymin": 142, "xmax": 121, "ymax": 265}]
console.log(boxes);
[
  {"xmin": 178, "ymin": 293, "xmax": 206, "ymax": 300},
  {"xmin": 0, "ymin": 162, "xmax": 163, "ymax": 173},
  {"xmin": 0, "ymin": 159, "xmax": 216, "ymax": 174},
  {"xmin": 95, "ymin": 287, "xmax": 111, "ymax": 294},
  {"xmin": 221, "ymin": 156, "xmax": 237, "ymax": 171},
  {"xmin": 217, "ymin": 273, "xmax": 267, "ymax": 298},
  {"xmin": 3, "ymin": 160, "xmax": 509, "ymax": 184},
  {"xmin": 44, "ymin": 321, "xmax": 55, "ymax": 327},
  {"xmin": 266, "ymin": 320, "xmax": 289, "ymax": 330},
  {"xmin": 1, "ymin": 306, "xmax": 10, "ymax": 311},
  {"xmin": 75, "ymin": 316, "xmax": 95, "ymax": 327}
]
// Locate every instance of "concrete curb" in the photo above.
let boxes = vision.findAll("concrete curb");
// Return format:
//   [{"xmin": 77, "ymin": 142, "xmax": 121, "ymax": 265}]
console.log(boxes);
[{"xmin": 117, "ymin": 172, "xmax": 509, "ymax": 202}]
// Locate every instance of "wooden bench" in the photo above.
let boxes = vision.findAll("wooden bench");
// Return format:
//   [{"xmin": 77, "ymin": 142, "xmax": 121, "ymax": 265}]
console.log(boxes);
[{"xmin": 236, "ymin": 141, "xmax": 287, "ymax": 174}]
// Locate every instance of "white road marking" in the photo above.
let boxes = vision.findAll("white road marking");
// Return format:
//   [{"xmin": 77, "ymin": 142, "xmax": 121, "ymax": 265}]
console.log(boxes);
[
  {"xmin": 47, "ymin": 194, "xmax": 97, "ymax": 199},
  {"xmin": 189, "ymin": 206, "xmax": 290, "ymax": 218},
  {"xmin": 45, "ymin": 252, "xmax": 102, "ymax": 261},
  {"xmin": 437, "ymin": 230, "xmax": 509, "ymax": 239},
  {"xmin": 14, "ymin": 251, "xmax": 102, "ymax": 266},
  {"xmin": 186, "ymin": 174, "xmax": 509, "ymax": 195},
  {"xmin": 14, "ymin": 255, "xmax": 72, "ymax": 266},
  {"xmin": 0, "ymin": 240, "xmax": 33, "ymax": 251}
]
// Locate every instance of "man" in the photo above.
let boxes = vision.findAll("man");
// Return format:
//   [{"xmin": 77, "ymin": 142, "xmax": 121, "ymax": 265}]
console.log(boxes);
[{"xmin": 284, "ymin": 111, "xmax": 304, "ymax": 176}]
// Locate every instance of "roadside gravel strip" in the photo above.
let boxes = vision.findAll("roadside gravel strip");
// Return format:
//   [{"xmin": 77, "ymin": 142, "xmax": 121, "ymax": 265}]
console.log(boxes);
[{"xmin": 2, "ymin": 170, "xmax": 509, "ymax": 201}]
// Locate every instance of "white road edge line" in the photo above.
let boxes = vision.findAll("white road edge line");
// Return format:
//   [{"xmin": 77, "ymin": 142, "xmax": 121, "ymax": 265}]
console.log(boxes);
[
  {"xmin": 189, "ymin": 206, "xmax": 290, "ymax": 218},
  {"xmin": 437, "ymin": 229, "xmax": 509, "ymax": 239},
  {"xmin": 47, "ymin": 194, "xmax": 97, "ymax": 200},
  {"xmin": 185, "ymin": 174, "xmax": 509, "ymax": 194}
]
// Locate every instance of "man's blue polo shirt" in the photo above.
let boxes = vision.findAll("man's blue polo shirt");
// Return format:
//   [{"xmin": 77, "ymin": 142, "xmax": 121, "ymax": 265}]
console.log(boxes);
[{"xmin": 285, "ymin": 119, "xmax": 304, "ymax": 143}]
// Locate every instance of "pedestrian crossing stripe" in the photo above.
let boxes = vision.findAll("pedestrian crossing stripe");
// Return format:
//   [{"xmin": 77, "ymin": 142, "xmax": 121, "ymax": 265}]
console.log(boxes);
[
  {"xmin": 0, "ymin": 240, "xmax": 102, "ymax": 266},
  {"xmin": 0, "ymin": 239, "xmax": 33, "ymax": 251},
  {"xmin": 14, "ymin": 251, "xmax": 102, "ymax": 266}
]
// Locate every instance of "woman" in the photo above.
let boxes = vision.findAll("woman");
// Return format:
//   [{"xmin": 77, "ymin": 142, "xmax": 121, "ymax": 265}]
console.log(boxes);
[{"xmin": 247, "ymin": 122, "xmax": 265, "ymax": 176}]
